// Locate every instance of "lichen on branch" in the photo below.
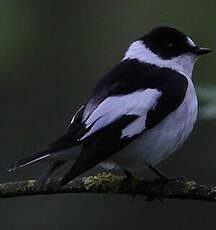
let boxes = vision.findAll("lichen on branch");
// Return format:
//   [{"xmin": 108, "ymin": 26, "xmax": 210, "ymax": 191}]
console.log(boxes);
[{"xmin": 0, "ymin": 173, "xmax": 216, "ymax": 202}]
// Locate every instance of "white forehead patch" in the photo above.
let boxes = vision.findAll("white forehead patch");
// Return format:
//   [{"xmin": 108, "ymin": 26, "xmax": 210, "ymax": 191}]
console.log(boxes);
[{"xmin": 187, "ymin": 37, "xmax": 196, "ymax": 47}]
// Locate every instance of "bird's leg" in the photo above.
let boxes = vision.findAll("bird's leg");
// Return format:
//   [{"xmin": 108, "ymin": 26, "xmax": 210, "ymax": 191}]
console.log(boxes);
[
  {"xmin": 148, "ymin": 164, "xmax": 186, "ymax": 181},
  {"xmin": 148, "ymin": 165, "xmax": 169, "ymax": 180},
  {"xmin": 144, "ymin": 164, "xmax": 170, "ymax": 202},
  {"xmin": 122, "ymin": 169, "xmax": 136, "ymax": 199},
  {"xmin": 33, "ymin": 160, "xmax": 66, "ymax": 191}
]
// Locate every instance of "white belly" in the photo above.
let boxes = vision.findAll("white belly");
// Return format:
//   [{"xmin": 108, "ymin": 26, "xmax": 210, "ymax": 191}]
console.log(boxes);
[{"xmin": 102, "ymin": 79, "xmax": 198, "ymax": 171}]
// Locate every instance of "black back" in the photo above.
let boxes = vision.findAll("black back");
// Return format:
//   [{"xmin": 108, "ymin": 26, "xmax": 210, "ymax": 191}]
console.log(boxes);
[{"xmin": 86, "ymin": 59, "xmax": 188, "ymax": 129}]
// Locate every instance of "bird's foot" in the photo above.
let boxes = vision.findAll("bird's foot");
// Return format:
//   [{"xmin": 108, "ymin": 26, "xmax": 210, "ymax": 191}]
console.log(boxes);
[
  {"xmin": 145, "ymin": 176, "xmax": 186, "ymax": 202},
  {"xmin": 32, "ymin": 179, "xmax": 46, "ymax": 192},
  {"xmin": 148, "ymin": 165, "xmax": 169, "ymax": 180},
  {"xmin": 148, "ymin": 164, "xmax": 187, "ymax": 183}
]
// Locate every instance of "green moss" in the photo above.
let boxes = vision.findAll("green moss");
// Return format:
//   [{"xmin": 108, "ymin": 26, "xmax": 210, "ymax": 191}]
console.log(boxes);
[
  {"xmin": 84, "ymin": 173, "xmax": 122, "ymax": 193},
  {"xmin": 84, "ymin": 173, "xmax": 143, "ymax": 194},
  {"xmin": 182, "ymin": 180, "xmax": 196, "ymax": 193},
  {"xmin": 26, "ymin": 180, "xmax": 36, "ymax": 188}
]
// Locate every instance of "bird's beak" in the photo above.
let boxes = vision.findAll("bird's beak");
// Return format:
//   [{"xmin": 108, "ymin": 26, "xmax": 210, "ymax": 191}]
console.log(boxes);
[{"xmin": 193, "ymin": 47, "xmax": 212, "ymax": 55}]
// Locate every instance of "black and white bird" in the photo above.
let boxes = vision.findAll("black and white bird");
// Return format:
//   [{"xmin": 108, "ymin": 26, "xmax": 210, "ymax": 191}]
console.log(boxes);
[{"xmin": 9, "ymin": 26, "xmax": 212, "ymax": 189}]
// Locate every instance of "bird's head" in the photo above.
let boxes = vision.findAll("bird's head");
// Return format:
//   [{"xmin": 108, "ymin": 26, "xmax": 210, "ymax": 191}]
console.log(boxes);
[{"xmin": 123, "ymin": 26, "xmax": 212, "ymax": 78}]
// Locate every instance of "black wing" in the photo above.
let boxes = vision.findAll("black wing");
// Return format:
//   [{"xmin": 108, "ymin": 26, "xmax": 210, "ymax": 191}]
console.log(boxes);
[
  {"xmin": 56, "ymin": 60, "xmax": 188, "ymax": 186},
  {"xmin": 50, "ymin": 59, "xmax": 188, "ymax": 151}
]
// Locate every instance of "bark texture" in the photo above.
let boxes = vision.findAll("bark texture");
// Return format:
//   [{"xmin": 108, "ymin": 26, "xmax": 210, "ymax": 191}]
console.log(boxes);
[{"xmin": 1, "ymin": 173, "xmax": 216, "ymax": 202}]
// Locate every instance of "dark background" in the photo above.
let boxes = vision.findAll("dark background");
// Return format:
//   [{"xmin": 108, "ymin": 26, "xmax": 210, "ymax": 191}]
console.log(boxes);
[{"xmin": 1, "ymin": 0, "xmax": 216, "ymax": 229}]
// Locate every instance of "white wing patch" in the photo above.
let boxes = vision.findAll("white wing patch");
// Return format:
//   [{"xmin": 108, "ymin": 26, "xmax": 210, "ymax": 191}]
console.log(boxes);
[
  {"xmin": 79, "ymin": 89, "xmax": 162, "ymax": 140},
  {"xmin": 121, "ymin": 89, "xmax": 161, "ymax": 138}
]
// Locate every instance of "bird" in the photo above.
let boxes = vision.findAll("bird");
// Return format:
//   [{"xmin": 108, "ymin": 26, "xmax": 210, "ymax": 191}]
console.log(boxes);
[{"xmin": 9, "ymin": 26, "xmax": 212, "ymax": 189}]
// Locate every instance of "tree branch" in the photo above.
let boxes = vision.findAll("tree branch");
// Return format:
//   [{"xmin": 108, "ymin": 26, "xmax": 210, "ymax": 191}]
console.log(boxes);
[{"xmin": 1, "ymin": 173, "xmax": 216, "ymax": 202}]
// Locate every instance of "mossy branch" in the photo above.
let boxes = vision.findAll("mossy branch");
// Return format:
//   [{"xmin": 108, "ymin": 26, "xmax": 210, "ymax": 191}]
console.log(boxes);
[{"xmin": 0, "ymin": 173, "xmax": 216, "ymax": 202}]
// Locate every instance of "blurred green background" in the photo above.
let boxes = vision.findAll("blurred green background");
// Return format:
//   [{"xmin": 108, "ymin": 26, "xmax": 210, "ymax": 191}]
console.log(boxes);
[{"xmin": 1, "ymin": 0, "xmax": 216, "ymax": 229}]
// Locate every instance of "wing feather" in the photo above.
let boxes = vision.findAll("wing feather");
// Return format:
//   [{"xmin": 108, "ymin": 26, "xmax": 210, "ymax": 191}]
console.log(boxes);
[
  {"xmin": 41, "ymin": 60, "xmax": 188, "ymax": 155},
  {"xmin": 78, "ymin": 89, "xmax": 161, "ymax": 140}
]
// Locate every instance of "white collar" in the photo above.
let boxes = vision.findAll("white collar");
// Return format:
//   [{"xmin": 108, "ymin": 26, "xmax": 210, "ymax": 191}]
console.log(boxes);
[{"xmin": 122, "ymin": 40, "xmax": 198, "ymax": 79}]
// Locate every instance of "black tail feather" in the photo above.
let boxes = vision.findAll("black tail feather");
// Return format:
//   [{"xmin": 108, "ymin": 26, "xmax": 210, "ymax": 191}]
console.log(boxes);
[
  {"xmin": 8, "ymin": 151, "xmax": 51, "ymax": 172},
  {"xmin": 8, "ymin": 130, "xmax": 80, "ymax": 172},
  {"xmin": 8, "ymin": 144, "xmax": 57, "ymax": 172}
]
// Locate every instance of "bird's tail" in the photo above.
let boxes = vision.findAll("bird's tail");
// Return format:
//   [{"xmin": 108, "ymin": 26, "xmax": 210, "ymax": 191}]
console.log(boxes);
[
  {"xmin": 9, "ymin": 129, "xmax": 80, "ymax": 172},
  {"xmin": 8, "ymin": 148, "xmax": 53, "ymax": 172}
]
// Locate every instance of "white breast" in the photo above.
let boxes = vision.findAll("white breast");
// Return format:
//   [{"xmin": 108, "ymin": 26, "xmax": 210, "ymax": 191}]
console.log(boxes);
[{"xmin": 103, "ymin": 78, "xmax": 198, "ymax": 171}]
